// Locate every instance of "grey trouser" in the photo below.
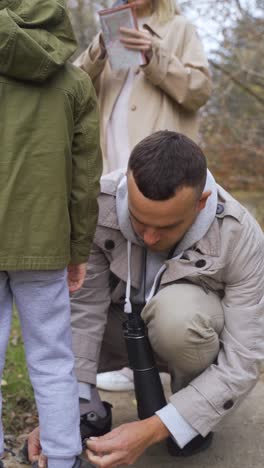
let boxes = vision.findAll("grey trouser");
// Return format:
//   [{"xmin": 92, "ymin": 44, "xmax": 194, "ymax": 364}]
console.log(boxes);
[
  {"xmin": 74, "ymin": 283, "xmax": 224, "ymax": 393},
  {"xmin": 0, "ymin": 270, "xmax": 81, "ymax": 468}
]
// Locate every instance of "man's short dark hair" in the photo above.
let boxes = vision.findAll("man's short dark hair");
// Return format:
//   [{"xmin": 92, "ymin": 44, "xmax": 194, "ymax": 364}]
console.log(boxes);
[{"xmin": 128, "ymin": 131, "xmax": 207, "ymax": 201}]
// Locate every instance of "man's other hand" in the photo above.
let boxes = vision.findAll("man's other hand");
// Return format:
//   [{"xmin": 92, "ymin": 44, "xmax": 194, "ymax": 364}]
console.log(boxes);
[
  {"xmin": 86, "ymin": 416, "xmax": 169, "ymax": 467},
  {"xmin": 67, "ymin": 263, "xmax": 87, "ymax": 293},
  {"xmin": 28, "ymin": 427, "xmax": 47, "ymax": 467}
]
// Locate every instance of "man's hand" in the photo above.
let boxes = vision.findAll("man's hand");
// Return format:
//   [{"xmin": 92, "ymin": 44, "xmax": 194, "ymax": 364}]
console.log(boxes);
[
  {"xmin": 28, "ymin": 427, "xmax": 47, "ymax": 468},
  {"xmin": 67, "ymin": 263, "xmax": 87, "ymax": 294},
  {"xmin": 120, "ymin": 27, "xmax": 153, "ymax": 62},
  {"xmin": 86, "ymin": 416, "xmax": 169, "ymax": 467}
]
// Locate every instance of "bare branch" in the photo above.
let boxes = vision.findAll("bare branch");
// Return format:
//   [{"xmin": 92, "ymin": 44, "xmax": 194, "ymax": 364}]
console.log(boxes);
[
  {"xmin": 234, "ymin": 0, "xmax": 245, "ymax": 15},
  {"xmin": 209, "ymin": 59, "xmax": 264, "ymax": 106}
]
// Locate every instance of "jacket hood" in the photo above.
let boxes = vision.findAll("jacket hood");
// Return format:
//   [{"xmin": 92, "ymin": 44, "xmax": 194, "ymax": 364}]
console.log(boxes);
[{"xmin": 0, "ymin": 0, "xmax": 77, "ymax": 82}]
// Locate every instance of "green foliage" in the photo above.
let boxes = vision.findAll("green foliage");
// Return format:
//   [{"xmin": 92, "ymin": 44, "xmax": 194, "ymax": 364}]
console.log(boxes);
[{"xmin": 2, "ymin": 313, "xmax": 36, "ymax": 435}]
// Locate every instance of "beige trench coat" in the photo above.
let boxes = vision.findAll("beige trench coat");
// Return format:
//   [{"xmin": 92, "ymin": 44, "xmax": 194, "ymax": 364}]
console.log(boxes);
[
  {"xmin": 75, "ymin": 14, "xmax": 212, "ymax": 169},
  {"xmin": 71, "ymin": 170, "xmax": 264, "ymax": 436}
]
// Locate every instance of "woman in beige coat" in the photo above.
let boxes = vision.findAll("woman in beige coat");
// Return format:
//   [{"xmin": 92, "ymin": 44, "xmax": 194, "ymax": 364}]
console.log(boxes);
[{"xmin": 76, "ymin": 0, "xmax": 212, "ymax": 173}]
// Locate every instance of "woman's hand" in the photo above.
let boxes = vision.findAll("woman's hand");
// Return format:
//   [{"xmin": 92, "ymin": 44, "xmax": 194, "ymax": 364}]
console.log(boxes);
[
  {"xmin": 120, "ymin": 27, "xmax": 153, "ymax": 62},
  {"xmin": 99, "ymin": 33, "xmax": 107, "ymax": 59}
]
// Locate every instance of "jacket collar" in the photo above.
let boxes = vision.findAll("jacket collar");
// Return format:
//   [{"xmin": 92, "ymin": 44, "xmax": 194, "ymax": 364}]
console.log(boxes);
[
  {"xmin": 193, "ymin": 218, "xmax": 221, "ymax": 257},
  {"xmin": 98, "ymin": 170, "xmax": 123, "ymax": 230},
  {"xmin": 141, "ymin": 14, "xmax": 176, "ymax": 40}
]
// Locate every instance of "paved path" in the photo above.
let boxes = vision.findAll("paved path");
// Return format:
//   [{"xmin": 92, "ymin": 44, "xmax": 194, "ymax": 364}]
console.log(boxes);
[
  {"xmin": 4, "ymin": 374, "xmax": 264, "ymax": 467},
  {"xmin": 100, "ymin": 375, "xmax": 264, "ymax": 468}
]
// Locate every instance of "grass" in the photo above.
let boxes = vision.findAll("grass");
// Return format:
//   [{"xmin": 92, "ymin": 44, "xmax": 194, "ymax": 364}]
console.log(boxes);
[{"xmin": 2, "ymin": 312, "xmax": 37, "ymax": 436}]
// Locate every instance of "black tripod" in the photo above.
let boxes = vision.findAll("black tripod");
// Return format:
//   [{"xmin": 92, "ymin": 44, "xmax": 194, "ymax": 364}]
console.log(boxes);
[
  {"xmin": 123, "ymin": 304, "xmax": 166, "ymax": 419},
  {"xmin": 123, "ymin": 248, "xmax": 167, "ymax": 419}
]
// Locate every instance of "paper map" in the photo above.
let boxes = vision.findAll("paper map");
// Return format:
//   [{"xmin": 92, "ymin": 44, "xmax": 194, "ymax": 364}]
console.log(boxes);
[{"xmin": 99, "ymin": 7, "xmax": 145, "ymax": 70}]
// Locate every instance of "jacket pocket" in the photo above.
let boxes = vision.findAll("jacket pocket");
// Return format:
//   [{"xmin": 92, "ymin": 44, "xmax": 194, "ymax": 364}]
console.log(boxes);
[{"xmin": 72, "ymin": 332, "xmax": 100, "ymax": 362}]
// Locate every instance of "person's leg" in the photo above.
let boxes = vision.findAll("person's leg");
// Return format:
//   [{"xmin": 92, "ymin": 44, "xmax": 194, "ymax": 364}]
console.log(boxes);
[
  {"xmin": 96, "ymin": 304, "xmax": 132, "ymax": 391},
  {"xmin": 142, "ymin": 283, "xmax": 224, "ymax": 456},
  {"xmin": 98, "ymin": 304, "xmax": 129, "ymax": 373},
  {"xmin": 78, "ymin": 304, "xmax": 127, "ymax": 439},
  {"xmin": 141, "ymin": 283, "xmax": 224, "ymax": 392},
  {"xmin": 0, "ymin": 272, "xmax": 13, "ymax": 456},
  {"xmin": 71, "ymin": 297, "xmax": 126, "ymax": 419},
  {"xmin": 11, "ymin": 270, "xmax": 81, "ymax": 468}
]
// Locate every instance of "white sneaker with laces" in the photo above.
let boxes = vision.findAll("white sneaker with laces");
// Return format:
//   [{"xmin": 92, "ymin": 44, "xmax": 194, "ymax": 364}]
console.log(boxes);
[
  {"xmin": 96, "ymin": 367, "xmax": 170, "ymax": 392},
  {"xmin": 97, "ymin": 367, "xmax": 134, "ymax": 391}
]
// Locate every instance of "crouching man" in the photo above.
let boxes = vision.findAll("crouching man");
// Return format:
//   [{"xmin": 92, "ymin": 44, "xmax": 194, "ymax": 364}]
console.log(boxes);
[{"xmin": 28, "ymin": 131, "xmax": 264, "ymax": 467}]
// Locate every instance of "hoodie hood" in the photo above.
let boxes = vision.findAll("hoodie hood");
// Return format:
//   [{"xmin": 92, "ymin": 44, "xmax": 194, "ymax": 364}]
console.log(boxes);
[{"xmin": 0, "ymin": 0, "xmax": 77, "ymax": 82}]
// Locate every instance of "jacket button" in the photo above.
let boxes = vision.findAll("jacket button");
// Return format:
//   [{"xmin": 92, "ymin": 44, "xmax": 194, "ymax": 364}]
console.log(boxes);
[
  {"xmin": 223, "ymin": 399, "xmax": 234, "ymax": 410},
  {"xmin": 131, "ymin": 105, "xmax": 137, "ymax": 111},
  {"xmin": 216, "ymin": 203, "xmax": 224, "ymax": 215},
  {"xmin": 104, "ymin": 240, "xmax": 115, "ymax": 250},
  {"xmin": 195, "ymin": 259, "xmax": 206, "ymax": 268}
]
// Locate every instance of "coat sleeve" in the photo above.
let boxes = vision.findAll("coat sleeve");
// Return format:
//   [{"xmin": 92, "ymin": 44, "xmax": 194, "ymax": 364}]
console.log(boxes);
[
  {"xmin": 170, "ymin": 214, "xmax": 264, "ymax": 436},
  {"xmin": 71, "ymin": 240, "xmax": 111, "ymax": 385},
  {"xmin": 142, "ymin": 22, "xmax": 212, "ymax": 112},
  {"xmin": 70, "ymin": 74, "xmax": 102, "ymax": 264},
  {"xmin": 74, "ymin": 33, "xmax": 107, "ymax": 94}
]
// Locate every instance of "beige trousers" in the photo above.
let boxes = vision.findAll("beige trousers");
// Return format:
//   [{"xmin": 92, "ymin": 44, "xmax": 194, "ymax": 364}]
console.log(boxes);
[{"xmin": 95, "ymin": 283, "xmax": 224, "ymax": 392}]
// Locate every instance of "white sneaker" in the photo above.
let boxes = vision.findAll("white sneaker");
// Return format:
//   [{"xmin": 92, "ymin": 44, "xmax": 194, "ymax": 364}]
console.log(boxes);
[
  {"xmin": 97, "ymin": 367, "xmax": 134, "ymax": 391},
  {"xmin": 96, "ymin": 367, "xmax": 170, "ymax": 392}
]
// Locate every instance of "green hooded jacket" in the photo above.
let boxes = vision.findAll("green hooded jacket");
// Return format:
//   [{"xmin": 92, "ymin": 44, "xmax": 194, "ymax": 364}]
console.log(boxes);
[{"xmin": 0, "ymin": 0, "xmax": 102, "ymax": 269}]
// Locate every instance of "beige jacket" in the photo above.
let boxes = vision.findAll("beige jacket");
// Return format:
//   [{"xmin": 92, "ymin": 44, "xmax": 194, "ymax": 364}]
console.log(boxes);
[
  {"xmin": 75, "ymin": 14, "xmax": 211, "ymax": 168},
  {"xmin": 71, "ymin": 170, "xmax": 264, "ymax": 435}
]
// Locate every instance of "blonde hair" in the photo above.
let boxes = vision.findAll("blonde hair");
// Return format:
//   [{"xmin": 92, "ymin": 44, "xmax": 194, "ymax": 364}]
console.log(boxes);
[{"xmin": 153, "ymin": 0, "xmax": 180, "ymax": 23}]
